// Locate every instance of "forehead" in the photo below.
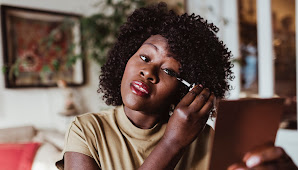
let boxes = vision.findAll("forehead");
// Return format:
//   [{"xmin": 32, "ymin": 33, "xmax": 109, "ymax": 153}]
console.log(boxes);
[
  {"xmin": 144, "ymin": 35, "xmax": 168, "ymax": 44},
  {"xmin": 142, "ymin": 35, "xmax": 169, "ymax": 50}
]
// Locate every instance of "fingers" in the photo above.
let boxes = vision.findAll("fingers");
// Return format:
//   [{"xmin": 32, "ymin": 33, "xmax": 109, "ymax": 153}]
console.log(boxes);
[
  {"xmin": 245, "ymin": 164, "xmax": 278, "ymax": 170},
  {"xmin": 190, "ymin": 91, "xmax": 215, "ymax": 116},
  {"xmin": 200, "ymin": 93, "xmax": 215, "ymax": 116},
  {"xmin": 177, "ymin": 84, "xmax": 215, "ymax": 118},
  {"xmin": 227, "ymin": 162, "xmax": 247, "ymax": 170},
  {"xmin": 243, "ymin": 146, "xmax": 284, "ymax": 168},
  {"xmin": 179, "ymin": 84, "xmax": 204, "ymax": 106},
  {"xmin": 228, "ymin": 163, "xmax": 278, "ymax": 170},
  {"xmin": 228, "ymin": 162, "xmax": 289, "ymax": 170},
  {"xmin": 229, "ymin": 146, "xmax": 297, "ymax": 170}
]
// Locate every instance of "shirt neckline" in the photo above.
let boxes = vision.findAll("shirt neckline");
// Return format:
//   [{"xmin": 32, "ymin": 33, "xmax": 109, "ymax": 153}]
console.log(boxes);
[{"xmin": 115, "ymin": 105, "xmax": 166, "ymax": 140}]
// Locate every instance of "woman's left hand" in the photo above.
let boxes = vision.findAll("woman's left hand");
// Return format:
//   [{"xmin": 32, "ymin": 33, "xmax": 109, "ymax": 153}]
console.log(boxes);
[{"xmin": 228, "ymin": 144, "xmax": 298, "ymax": 170}]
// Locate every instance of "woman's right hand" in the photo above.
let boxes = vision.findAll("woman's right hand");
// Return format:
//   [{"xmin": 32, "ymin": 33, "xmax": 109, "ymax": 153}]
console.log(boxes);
[
  {"xmin": 162, "ymin": 85, "xmax": 215, "ymax": 150},
  {"xmin": 139, "ymin": 85, "xmax": 215, "ymax": 170}
]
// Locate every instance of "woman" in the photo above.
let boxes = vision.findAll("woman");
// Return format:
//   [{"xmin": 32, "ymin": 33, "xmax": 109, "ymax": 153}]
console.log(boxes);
[{"xmin": 56, "ymin": 3, "xmax": 297, "ymax": 170}]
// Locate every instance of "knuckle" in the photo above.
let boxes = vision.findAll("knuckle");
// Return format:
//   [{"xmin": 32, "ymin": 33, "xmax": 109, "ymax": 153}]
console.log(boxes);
[
  {"xmin": 275, "ymin": 147, "xmax": 286, "ymax": 156},
  {"xmin": 275, "ymin": 146, "xmax": 285, "ymax": 153},
  {"xmin": 199, "ymin": 108, "xmax": 211, "ymax": 116},
  {"xmin": 189, "ymin": 90, "xmax": 197, "ymax": 96},
  {"xmin": 199, "ymin": 94, "xmax": 208, "ymax": 101},
  {"xmin": 175, "ymin": 107, "xmax": 184, "ymax": 114},
  {"xmin": 175, "ymin": 107, "xmax": 187, "ymax": 116},
  {"xmin": 210, "ymin": 93, "xmax": 215, "ymax": 100},
  {"xmin": 189, "ymin": 85, "xmax": 203, "ymax": 95},
  {"xmin": 202, "ymin": 88, "xmax": 210, "ymax": 94},
  {"xmin": 207, "ymin": 101, "xmax": 214, "ymax": 108},
  {"xmin": 194, "ymin": 85, "xmax": 203, "ymax": 91},
  {"xmin": 175, "ymin": 108, "xmax": 192, "ymax": 122},
  {"xmin": 183, "ymin": 114, "xmax": 193, "ymax": 122}
]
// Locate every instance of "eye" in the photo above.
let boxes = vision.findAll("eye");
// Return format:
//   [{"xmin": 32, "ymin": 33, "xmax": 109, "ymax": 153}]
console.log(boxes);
[
  {"xmin": 140, "ymin": 55, "xmax": 150, "ymax": 62},
  {"xmin": 162, "ymin": 68, "xmax": 178, "ymax": 77}
]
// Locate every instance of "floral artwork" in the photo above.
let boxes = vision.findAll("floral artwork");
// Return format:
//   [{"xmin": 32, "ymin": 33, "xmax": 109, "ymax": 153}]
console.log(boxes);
[{"xmin": 2, "ymin": 5, "xmax": 84, "ymax": 87}]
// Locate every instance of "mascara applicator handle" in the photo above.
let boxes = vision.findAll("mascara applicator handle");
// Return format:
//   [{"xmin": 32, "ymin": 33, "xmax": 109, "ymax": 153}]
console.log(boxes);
[{"xmin": 189, "ymin": 84, "xmax": 195, "ymax": 91}]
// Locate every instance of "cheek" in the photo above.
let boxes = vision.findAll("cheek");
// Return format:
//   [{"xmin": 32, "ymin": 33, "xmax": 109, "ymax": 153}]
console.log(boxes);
[
  {"xmin": 121, "ymin": 66, "xmax": 130, "ymax": 94},
  {"xmin": 120, "ymin": 60, "xmax": 135, "ymax": 97},
  {"xmin": 158, "ymin": 81, "xmax": 179, "ymax": 100},
  {"xmin": 123, "ymin": 58, "xmax": 136, "ymax": 75}
]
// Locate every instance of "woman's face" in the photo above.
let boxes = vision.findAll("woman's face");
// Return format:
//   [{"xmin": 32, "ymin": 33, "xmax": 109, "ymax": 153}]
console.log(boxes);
[{"xmin": 121, "ymin": 35, "xmax": 180, "ymax": 115}]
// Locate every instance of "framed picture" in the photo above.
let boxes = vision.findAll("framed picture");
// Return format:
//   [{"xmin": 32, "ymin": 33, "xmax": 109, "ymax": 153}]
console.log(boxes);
[{"xmin": 1, "ymin": 5, "xmax": 85, "ymax": 88}]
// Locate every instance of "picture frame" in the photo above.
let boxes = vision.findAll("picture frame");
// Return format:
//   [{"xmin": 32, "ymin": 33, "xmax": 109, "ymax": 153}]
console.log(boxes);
[{"xmin": 1, "ymin": 5, "xmax": 85, "ymax": 88}]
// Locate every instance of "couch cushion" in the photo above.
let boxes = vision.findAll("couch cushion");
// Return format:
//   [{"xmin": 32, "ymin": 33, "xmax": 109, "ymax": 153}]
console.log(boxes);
[
  {"xmin": 0, "ymin": 142, "xmax": 40, "ymax": 170},
  {"xmin": 0, "ymin": 126, "xmax": 37, "ymax": 143},
  {"xmin": 32, "ymin": 142, "xmax": 62, "ymax": 170},
  {"xmin": 33, "ymin": 129, "xmax": 65, "ymax": 151}
]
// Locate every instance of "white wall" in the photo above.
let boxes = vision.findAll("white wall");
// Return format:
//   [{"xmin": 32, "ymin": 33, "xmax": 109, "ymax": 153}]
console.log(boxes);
[{"xmin": 0, "ymin": 0, "xmax": 111, "ymax": 131}]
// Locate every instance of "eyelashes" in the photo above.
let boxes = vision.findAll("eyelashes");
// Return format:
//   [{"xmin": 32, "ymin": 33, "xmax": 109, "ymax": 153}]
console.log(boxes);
[
  {"xmin": 140, "ymin": 55, "xmax": 150, "ymax": 62},
  {"xmin": 162, "ymin": 68, "xmax": 178, "ymax": 77}
]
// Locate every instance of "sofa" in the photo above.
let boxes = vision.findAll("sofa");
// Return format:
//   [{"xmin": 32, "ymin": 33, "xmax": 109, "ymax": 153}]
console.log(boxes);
[{"xmin": 0, "ymin": 125, "xmax": 64, "ymax": 170}]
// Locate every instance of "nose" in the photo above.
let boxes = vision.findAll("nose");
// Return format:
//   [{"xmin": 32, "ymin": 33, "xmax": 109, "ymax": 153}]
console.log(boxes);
[{"xmin": 140, "ymin": 66, "xmax": 159, "ymax": 84}]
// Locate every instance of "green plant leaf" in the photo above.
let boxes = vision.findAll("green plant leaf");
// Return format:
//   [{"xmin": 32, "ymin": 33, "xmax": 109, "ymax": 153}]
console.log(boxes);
[
  {"xmin": 2, "ymin": 66, "xmax": 7, "ymax": 74},
  {"xmin": 52, "ymin": 59, "xmax": 60, "ymax": 71},
  {"xmin": 42, "ymin": 65, "xmax": 51, "ymax": 73}
]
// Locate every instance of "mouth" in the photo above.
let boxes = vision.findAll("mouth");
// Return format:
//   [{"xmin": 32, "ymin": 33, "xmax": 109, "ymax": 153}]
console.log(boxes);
[{"xmin": 130, "ymin": 80, "xmax": 151, "ymax": 97}]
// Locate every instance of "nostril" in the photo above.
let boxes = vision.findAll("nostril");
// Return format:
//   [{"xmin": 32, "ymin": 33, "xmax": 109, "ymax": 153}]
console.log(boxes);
[
  {"xmin": 148, "ymin": 77, "xmax": 154, "ymax": 81},
  {"xmin": 140, "ymin": 69, "xmax": 157, "ymax": 83}
]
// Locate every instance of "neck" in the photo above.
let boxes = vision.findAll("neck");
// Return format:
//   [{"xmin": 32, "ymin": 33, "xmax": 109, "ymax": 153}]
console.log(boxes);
[{"xmin": 123, "ymin": 106, "xmax": 168, "ymax": 129}]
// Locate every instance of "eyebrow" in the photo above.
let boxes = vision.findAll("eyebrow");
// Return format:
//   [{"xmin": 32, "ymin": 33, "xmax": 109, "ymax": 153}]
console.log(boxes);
[
  {"xmin": 143, "ymin": 42, "xmax": 159, "ymax": 51},
  {"xmin": 143, "ymin": 42, "xmax": 177, "ymax": 59}
]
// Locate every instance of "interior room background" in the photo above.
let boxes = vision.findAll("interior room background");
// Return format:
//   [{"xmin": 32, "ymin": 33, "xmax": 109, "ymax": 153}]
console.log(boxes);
[
  {"xmin": 0, "ymin": 0, "xmax": 297, "ymax": 165},
  {"xmin": 0, "ymin": 0, "xmax": 242, "ymax": 131},
  {"xmin": 0, "ymin": 0, "xmax": 112, "ymax": 130}
]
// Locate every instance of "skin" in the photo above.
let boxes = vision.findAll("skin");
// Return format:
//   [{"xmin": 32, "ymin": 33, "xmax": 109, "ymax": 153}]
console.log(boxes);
[
  {"xmin": 64, "ymin": 35, "xmax": 297, "ymax": 170},
  {"xmin": 121, "ymin": 35, "xmax": 181, "ymax": 129},
  {"xmin": 228, "ymin": 144, "xmax": 298, "ymax": 170}
]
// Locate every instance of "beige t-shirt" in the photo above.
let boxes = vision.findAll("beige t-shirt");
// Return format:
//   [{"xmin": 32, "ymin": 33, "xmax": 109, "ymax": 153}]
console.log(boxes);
[{"xmin": 56, "ymin": 105, "xmax": 212, "ymax": 170}]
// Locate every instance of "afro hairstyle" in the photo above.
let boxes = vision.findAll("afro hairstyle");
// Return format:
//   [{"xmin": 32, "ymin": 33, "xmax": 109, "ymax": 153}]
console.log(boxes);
[{"xmin": 98, "ymin": 2, "xmax": 234, "ymax": 106}]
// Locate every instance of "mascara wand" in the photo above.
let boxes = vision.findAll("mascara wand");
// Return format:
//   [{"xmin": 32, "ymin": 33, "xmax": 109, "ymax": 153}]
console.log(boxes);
[{"xmin": 163, "ymin": 68, "xmax": 195, "ymax": 91}]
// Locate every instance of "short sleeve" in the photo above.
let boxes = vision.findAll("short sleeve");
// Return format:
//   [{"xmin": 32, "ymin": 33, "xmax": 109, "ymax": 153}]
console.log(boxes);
[{"xmin": 56, "ymin": 117, "xmax": 93, "ymax": 170}]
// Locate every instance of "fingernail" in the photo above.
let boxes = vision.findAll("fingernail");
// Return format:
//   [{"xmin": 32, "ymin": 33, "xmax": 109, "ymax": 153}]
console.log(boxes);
[
  {"xmin": 199, "ymin": 84, "xmax": 203, "ymax": 88},
  {"xmin": 246, "ymin": 156, "xmax": 261, "ymax": 168}
]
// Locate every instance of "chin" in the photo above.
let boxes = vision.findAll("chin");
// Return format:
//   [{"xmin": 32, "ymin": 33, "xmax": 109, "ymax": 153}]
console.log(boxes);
[
  {"xmin": 121, "ymin": 88, "xmax": 172, "ymax": 115},
  {"xmin": 122, "ymin": 94, "xmax": 146, "ymax": 110},
  {"xmin": 124, "ymin": 99, "xmax": 170, "ymax": 117}
]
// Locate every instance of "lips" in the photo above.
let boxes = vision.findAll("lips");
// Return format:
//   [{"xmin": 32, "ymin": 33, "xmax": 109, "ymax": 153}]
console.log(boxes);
[{"xmin": 130, "ymin": 81, "xmax": 151, "ymax": 97}]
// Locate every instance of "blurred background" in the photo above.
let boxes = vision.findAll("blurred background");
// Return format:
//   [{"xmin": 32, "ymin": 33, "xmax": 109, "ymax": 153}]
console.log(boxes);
[{"xmin": 0, "ymin": 0, "xmax": 297, "ymax": 169}]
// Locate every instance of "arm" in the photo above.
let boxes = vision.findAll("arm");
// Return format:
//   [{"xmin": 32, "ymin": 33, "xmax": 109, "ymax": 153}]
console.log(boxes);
[
  {"xmin": 139, "ymin": 85, "xmax": 215, "ymax": 170},
  {"xmin": 65, "ymin": 152, "xmax": 100, "ymax": 170},
  {"xmin": 61, "ymin": 117, "xmax": 101, "ymax": 170},
  {"xmin": 228, "ymin": 144, "xmax": 298, "ymax": 170}
]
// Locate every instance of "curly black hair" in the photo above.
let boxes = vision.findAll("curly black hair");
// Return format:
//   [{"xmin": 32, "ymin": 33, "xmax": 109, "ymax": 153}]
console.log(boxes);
[{"xmin": 98, "ymin": 2, "xmax": 234, "ymax": 106}]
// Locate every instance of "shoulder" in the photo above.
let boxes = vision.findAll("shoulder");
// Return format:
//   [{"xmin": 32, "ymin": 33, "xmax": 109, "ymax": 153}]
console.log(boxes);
[
  {"xmin": 73, "ymin": 106, "xmax": 117, "ymax": 126},
  {"xmin": 67, "ymin": 106, "xmax": 120, "ymax": 138}
]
